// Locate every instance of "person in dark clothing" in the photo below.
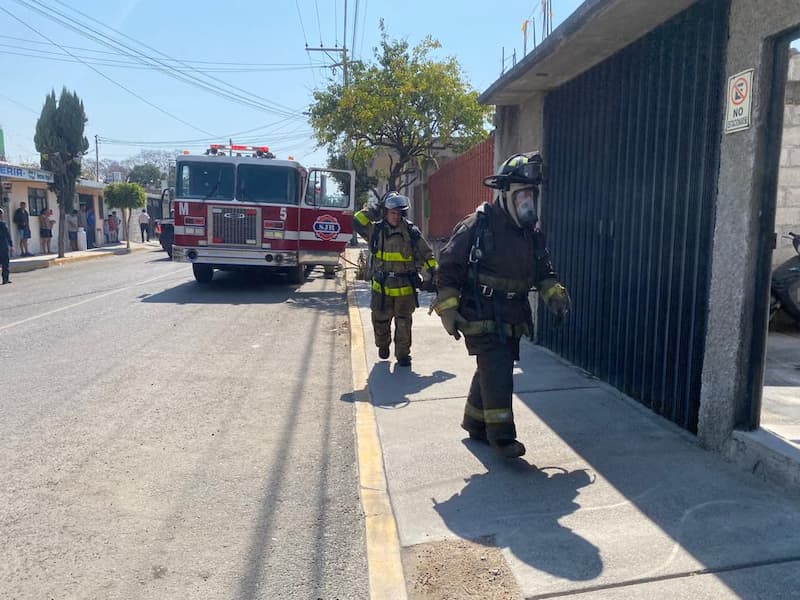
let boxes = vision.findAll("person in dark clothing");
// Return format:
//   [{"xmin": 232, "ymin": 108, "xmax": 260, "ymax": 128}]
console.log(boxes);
[
  {"xmin": 0, "ymin": 208, "xmax": 13, "ymax": 284},
  {"xmin": 431, "ymin": 152, "xmax": 571, "ymax": 458},
  {"xmin": 12, "ymin": 201, "xmax": 30, "ymax": 256}
]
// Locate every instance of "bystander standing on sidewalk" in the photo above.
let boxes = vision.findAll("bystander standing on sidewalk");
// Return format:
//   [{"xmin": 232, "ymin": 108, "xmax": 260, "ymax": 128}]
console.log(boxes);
[
  {"xmin": 86, "ymin": 209, "xmax": 96, "ymax": 248},
  {"xmin": 39, "ymin": 208, "xmax": 54, "ymax": 254},
  {"xmin": 112, "ymin": 211, "xmax": 121, "ymax": 242},
  {"xmin": 138, "ymin": 209, "xmax": 150, "ymax": 242},
  {"xmin": 0, "ymin": 208, "xmax": 13, "ymax": 284},
  {"xmin": 12, "ymin": 201, "xmax": 31, "ymax": 257},
  {"xmin": 67, "ymin": 209, "xmax": 79, "ymax": 251},
  {"xmin": 107, "ymin": 213, "xmax": 117, "ymax": 243}
]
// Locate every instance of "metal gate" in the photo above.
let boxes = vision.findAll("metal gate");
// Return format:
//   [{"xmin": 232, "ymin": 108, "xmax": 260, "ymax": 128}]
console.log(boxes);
[{"xmin": 539, "ymin": 0, "xmax": 729, "ymax": 432}]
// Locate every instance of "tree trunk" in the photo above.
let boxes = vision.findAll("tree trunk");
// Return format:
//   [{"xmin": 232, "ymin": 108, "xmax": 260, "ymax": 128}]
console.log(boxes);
[
  {"xmin": 57, "ymin": 191, "xmax": 66, "ymax": 258},
  {"xmin": 124, "ymin": 208, "xmax": 130, "ymax": 251}
]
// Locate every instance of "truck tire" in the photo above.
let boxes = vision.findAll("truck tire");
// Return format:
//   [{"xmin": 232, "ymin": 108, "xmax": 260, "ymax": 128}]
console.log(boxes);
[
  {"xmin": 193, "ymin": 264, "xmax": 214, "ymax": 283},
  {"xmin": 288, "ymin": 264, "xmax": 305, "ymax": 284}
]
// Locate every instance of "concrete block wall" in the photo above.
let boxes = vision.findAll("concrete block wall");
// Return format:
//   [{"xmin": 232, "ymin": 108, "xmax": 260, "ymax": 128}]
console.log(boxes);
[{"xmin": 773, "ymin": 53, "xmax": 800, "ymax": 266}]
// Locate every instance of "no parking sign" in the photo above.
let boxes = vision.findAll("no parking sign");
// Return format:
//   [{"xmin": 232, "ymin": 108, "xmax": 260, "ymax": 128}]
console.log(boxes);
[{"xmin": 725, "ymin": 69, "xmax": 754, "ymax": 134}]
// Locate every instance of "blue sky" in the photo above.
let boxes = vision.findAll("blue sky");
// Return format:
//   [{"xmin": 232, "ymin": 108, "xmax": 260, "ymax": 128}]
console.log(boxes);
[{"xmin": 0, "ymin": 0, "xmax": 582, "ymax": 168}]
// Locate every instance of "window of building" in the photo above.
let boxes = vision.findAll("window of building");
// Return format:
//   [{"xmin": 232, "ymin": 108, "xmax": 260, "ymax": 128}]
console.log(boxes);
[{"xmin": 27, "ymin": 187, "xmax": 47, "ymax": 216}]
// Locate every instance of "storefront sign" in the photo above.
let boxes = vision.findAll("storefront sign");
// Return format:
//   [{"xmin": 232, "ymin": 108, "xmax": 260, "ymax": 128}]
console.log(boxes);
[{"xmin": 0, "ymin": 163, "xmax": 54, "ymax": 183}]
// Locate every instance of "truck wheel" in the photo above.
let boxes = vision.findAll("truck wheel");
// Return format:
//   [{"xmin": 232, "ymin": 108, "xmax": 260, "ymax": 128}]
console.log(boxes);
[
  {"xmin": 193, "ymin": 264, "xmax": 213, "ymax": 283},
  {"xmin": 288, "ymin": 264, "xmax": 305, "ymax": 284}
]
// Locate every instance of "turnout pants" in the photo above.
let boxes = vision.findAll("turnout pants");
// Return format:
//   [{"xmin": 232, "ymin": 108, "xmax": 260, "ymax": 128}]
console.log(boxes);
[
  {"xmin": 461, "ymin": 337, "xmax": 520, "ymax": 442},
  {"xmin": 370, "ymin": 291, "xmax": 416, "ymax": 359}
]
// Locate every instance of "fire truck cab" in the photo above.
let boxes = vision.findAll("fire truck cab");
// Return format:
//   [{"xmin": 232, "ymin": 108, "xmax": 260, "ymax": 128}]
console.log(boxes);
[{"xmin": 170, "ymin": 144, "xmax": 355, "ymax": 284}]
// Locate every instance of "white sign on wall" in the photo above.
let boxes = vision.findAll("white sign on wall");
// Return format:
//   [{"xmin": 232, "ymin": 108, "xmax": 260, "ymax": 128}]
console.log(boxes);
[
  {"xmin": 725, "ymin": 68, "xmax": 754, "ymax": 134},
  {"xmin": 0, "ymin": 163, "xmax": 54, "ymax": 182}
]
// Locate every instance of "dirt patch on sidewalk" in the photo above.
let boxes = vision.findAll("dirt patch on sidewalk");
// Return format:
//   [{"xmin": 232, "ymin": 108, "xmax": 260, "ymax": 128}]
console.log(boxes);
[{"xmin": 403, "ymin": 536, "xmax": 522, "ymax": 599}]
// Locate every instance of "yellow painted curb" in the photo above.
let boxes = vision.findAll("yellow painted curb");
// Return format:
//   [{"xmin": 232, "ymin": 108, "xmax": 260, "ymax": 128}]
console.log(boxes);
[{"xmin": 346, "ymin": 254, "xmax": 408, "ymax": 600}]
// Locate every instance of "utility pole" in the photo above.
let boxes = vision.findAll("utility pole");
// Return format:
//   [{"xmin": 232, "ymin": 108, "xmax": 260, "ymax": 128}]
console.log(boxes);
[{"xmin": 95, "ymin": 134, "xmax": 100, "ymax": 182}]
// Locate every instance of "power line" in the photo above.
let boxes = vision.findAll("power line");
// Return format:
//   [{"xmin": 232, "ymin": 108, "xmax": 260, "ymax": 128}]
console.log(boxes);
[
  {"xmin": 0, "ymin": 91, "xmax": 39, "ymax": 114},
  {"xmin": 14, "ymin": 0, "xmax": 301, "ymax": 118},
  {"xmin": 0, "ymin": 45, "xmax": 329, "ymax": 72},
  {"xmin": 98, "ymin": 117, "xmax": 307, "ymax": 147},
  {"xmin": 314, "ymin": 0, "xmax": 324, "ymax": 47},
  {"xmin": 46, "ymin": 0, "xmax": 302, "ymax": 117},
  {"xmin": 352, "ymin": 0, "xmax": 360, "ymax": 62},
  {"xmin": 295, "ymin": 0, "xmax": 309, "ymax": 46},
  {"xmin": 0, "ymin": 4, "xmax": 216, "ymax": 136},
  {"xmin": 358, "ymin": 0, "xmax": 368, "ymax": 61},
  {"xmin": 0, "ymin": 34, "xmax": 327, "ymax": 68}
]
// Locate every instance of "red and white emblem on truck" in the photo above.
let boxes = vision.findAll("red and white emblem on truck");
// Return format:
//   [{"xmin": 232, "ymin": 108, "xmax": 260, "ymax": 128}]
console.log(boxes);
[{"xmin": 312, "ymin": 214, "xmax": 341, "ymax": 241}]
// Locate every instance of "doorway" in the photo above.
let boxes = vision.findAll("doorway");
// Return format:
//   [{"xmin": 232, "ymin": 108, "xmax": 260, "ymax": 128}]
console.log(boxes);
[{"xmin": 755, "ymin": 33, "xmax": 800, "ymax": 448}]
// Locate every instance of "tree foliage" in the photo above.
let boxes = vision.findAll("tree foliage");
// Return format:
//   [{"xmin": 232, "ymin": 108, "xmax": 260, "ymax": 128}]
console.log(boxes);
[
  {"xmin": 309, "ymin": 22, "xmax": 490, "ymax": 192},
  {"xmin": 127, "ymin": 163, "xmax": 163, "ymax": 189},
  {"xmin": 104, "ymin": 182, "xmax": 146, "ymax": 211},
  {"xmin": 104, "ymin": 182, "xmax": 146, "ymax": 250},
  {"xmin": 34, "ymin": 87, "xmax": 89, "ymax": 257}
]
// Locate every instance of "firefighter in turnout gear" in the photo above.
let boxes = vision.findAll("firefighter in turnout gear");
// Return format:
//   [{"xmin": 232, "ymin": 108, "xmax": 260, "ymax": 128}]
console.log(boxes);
[
  {"xmin": 354, "ymin": 192, "xmax": 438, "ymax": 367},
  {"xmin": 431, "ymin": 152, "xmax": 571, "ymax": 458}
]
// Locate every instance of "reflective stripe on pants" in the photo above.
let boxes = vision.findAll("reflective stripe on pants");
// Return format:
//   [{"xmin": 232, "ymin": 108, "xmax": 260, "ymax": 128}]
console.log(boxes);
[{"xmin": 461, "ymin": 340, "xmax": 517, "ymax": 442}]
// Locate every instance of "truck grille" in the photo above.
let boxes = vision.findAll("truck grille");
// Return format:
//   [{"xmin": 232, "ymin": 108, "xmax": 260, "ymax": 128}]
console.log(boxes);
[{"xmin": 211, "ymin": 206, "xmax": 258, "ymax": 245}]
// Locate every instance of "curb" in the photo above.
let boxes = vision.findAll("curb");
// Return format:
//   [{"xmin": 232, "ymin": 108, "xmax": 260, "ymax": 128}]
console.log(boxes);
[
  {"xmin": 345, "ymin": 252, "xmax": 408, "ymax": 600},
  {"xmin": 9, "ymin": 244, "xmax": 151, "ymax": 273}
]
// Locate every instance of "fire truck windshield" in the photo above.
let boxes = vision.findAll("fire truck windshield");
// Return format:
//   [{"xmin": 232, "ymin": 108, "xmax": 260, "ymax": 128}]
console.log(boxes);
[
  {"xmin": 236, "ymin": 164, "xmax": 298, "ymax": 205},
  {"xmin": 176, "ymin": 162, "xmax": 235, "ymax": 200}
]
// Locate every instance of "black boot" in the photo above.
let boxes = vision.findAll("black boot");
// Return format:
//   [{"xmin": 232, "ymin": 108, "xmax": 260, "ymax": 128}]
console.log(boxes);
[
  {"xmin": 491, "ymin": 439, "xmax": 526, "ymax": 458},
  {"xmin": 378, "ymin": 346, "xmax": 390, "ymax": 360}
]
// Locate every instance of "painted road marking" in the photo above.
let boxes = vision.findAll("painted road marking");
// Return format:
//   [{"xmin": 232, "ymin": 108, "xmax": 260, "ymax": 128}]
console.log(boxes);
[{"xmin": 346, "ymin": 258, "xmax": 408, "ymax": 600}]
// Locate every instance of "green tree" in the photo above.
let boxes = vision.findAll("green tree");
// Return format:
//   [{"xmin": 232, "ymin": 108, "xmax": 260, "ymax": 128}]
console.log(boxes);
[
  {"xmin": 127, "ymin": 163, "xmax": 163, "ymax": 190},
  {"xmin": 104, "ymin": 182, "xmax": 146, "ymax": 251},
  {"xmin": 309, "ymin": 22, "xmax": 490, "ymax": 193},
  {"xmin": 34, "ymin": 87, "xmax": 89, "ymax": 258}
]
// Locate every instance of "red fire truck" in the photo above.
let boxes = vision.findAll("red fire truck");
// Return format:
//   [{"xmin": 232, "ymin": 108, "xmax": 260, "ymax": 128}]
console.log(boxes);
[{"xmin": 170, "ymin": 144, "xmax": 355, "ymax": 283}]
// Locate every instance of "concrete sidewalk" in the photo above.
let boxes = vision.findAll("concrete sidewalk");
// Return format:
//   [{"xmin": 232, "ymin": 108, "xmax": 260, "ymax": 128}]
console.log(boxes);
[
  {"xmin": 8, "ymin": 241, "xmax": 159, "ymax": 273},
  {"xmin": 347, "ymin": 255, "xmax": 800, "ymax": 599}
]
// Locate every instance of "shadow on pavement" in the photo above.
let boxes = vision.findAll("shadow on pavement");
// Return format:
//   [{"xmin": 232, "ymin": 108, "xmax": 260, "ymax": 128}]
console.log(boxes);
[
  {"xmin": 433, "ymin": 439, "xmax": 601, "ymax": 581},
  {"xmin": 140, "ymin": 270, "xmax": 346, "ymax": 313},
  {"xmin": 365, "ymin": 361, "xmax": 456, "ymax": 408}
]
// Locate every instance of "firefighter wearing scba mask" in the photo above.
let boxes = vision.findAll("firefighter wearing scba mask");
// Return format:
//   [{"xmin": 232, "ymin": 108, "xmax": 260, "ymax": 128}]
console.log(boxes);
[
  {"xmin": 431, "ymin": 152, "xmax": 571, "ymax": 458},
  {"xmin": 353, "ymin": 192, "xmax": 438, "ymax": 367}
]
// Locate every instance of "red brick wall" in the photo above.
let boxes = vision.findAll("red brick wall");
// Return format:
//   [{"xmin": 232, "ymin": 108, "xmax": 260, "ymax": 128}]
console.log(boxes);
[{"xmin": 427, "ymin": 134, "xmax": 495, "ymax": 239}]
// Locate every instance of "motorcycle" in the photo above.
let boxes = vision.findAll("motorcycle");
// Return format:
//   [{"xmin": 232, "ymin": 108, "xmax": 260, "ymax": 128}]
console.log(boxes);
[{"xmin": 770, "ymin": 232, "xmax": 800, "ymax": 323}]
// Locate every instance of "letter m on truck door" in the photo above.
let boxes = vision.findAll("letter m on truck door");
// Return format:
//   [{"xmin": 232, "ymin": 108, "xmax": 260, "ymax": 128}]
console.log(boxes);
[{"xmin": 298, "ymin": 169, "xmax": 355, "ymax": 266}]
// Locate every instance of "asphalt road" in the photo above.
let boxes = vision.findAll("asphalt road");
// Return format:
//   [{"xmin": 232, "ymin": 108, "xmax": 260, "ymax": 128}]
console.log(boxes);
[{"xmin": 0, "ymin": 247, "xmax": 368, "ymax": 600}]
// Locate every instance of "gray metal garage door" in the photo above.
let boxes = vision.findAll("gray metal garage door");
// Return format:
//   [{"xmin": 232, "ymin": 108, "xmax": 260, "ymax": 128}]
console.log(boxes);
[{"xmin": 540, "ymin": 0, "xmax": 729, "ymax": 432}]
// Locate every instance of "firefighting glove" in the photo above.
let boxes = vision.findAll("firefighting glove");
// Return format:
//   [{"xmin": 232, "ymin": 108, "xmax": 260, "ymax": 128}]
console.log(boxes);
[
  {"xmin": 419, "ymin": 266, "xmax": 438, "ymax": 293},
  {"xmin": 539, "ymin": 278, "xmax": 571, "ymax": 325},
  {"xmin": 431, "ymin": 287, "xmax": 466, "ymax": 340}
]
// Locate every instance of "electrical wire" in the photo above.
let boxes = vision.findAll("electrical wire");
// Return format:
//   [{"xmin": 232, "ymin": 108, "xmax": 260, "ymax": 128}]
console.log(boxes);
[
  {"xmin": 0, "ymin": 4, "xmax": 216, "ymax": 136},
  {"xmin": 351, "ymin": 0, "xmax": 359, "ymax": 61},
  {"xmin": 314, "ymin": 0, "xmax": 324, "ymax": 47},
  {"xmin": 0, "ymin": 91, "xmax": 39, "ymax": 114},
  {"xmin": 14, "ymin": 0, "xmax": 301, "ymax": 118},
  {"xmin": 45, "ymin": 0, "xmax": 302, "ymax": 116},
  {"xmin": 358, "ymin": 0, "xmax": 369, "ymax": 62},
  {"xmin": 295, "ymin": 0, "xmax": 309, "ymax": 46},
  {"xmin": 0, "ymin": 34, "xmax": 328, "ymax": 68},
  {"xmin": 0, "ymin": 45, "xmax": 328, "ymax": 72}
]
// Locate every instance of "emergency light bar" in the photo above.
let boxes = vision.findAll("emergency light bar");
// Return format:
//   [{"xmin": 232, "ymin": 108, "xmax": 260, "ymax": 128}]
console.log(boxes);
[{"xmin": 205, "ymin": 144, "xmax": 275, "ymax": 159}]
